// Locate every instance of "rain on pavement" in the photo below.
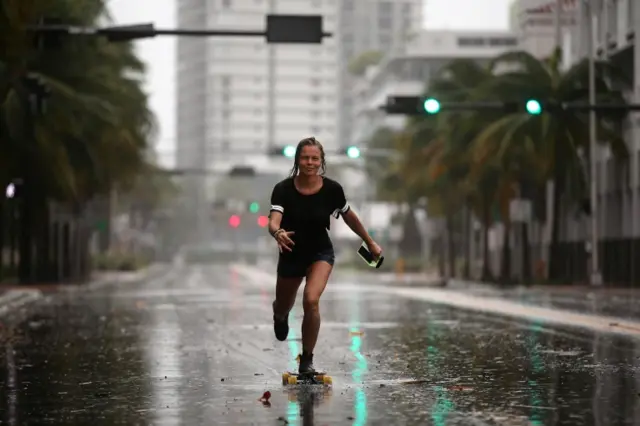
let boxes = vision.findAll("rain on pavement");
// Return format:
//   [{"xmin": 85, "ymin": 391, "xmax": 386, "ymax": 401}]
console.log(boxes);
[{"xmin": 0, "ymin": 264, "xmax": 638, "ymax": 425}]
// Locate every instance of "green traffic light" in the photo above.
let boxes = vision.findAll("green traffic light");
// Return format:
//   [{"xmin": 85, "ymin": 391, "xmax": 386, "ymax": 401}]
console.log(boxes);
[
  {"xmin": 526, "ymin": 100, "xmax": 542, "ymax": 114},
  {"xmin": 283, "ymin": 145, "xmax": 296, "ymax": 158},
  {"xmin": 423, "ymin": 98, "xmax": 440, "ymax": 114},
  {"xmin": 346, "ymin": 146, "xmax": 361, "ymax": 159},
  {"xmin": 249, "ymin": 202, "xmax": 260, "ymax": 213}
]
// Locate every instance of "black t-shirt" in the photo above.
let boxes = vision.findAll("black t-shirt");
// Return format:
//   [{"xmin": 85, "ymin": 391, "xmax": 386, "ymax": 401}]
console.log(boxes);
[{"xmin": 270, "ymin": 176, "xmax": 350, "ymax": 254}]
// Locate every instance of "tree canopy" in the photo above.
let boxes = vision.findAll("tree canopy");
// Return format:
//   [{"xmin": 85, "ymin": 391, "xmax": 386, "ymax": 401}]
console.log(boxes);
[{"xmin": 368, "ymin": 48, "xmax": 630, "ymax": 282}]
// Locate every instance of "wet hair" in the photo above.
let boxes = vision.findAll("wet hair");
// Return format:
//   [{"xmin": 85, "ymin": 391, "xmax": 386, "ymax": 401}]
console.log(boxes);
[{"xmin": 289, "ymin": 136, "xmax": 326, "ymax": 177}]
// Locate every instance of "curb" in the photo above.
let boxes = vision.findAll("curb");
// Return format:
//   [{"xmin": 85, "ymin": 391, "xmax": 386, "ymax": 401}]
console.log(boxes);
[
  {"xmin": 0, "ymin": 264, "xmax": 170, "ymax": 317},
  {"xmin": 59, "ymin": 263, "xmax": 168, "ymax": 293},
  {"xmin": 0, "ymin": 290, "xmax": 43, "ymax": 316},
  {"xmin": 232, "ymin": 263, "xmax": 640, "ymax": 338}
]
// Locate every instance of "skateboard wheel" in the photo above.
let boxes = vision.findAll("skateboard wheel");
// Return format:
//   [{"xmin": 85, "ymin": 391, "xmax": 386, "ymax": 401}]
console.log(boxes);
[
  {"xmin": 282, "ymin": 373, "xmax": 290, "ymax": 385},
  {"xmin": 287, "ymin": 376, "xmax": 298, "ymax": 385},
  {"xmin": 315, "ymin": 374, "xmax": 324, "ymax": 381},
  {"xmin": 322, "ymin": 375, "xmax": 332, "ymax": 385}
]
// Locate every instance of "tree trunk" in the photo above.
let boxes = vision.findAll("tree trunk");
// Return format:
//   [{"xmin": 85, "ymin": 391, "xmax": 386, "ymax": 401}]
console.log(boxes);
[
  {"xmin": 0, "ymin": 199, "xmax": 4, "ymax": 281},
  {"xmin": 522, "ymin": 222, "xmax": 532, "ymax": 284},
  {"xmin": 446, "ymin": 215, "xmax": 455, "ymax": 278},
  {"xmin": 437, "ymin": 235, "xmax": 445, "ymax": 278},
  {"xmin": 500, "ymin": 221, "xmax": 511, "ymax": 284},
  {"xmin": 18, "ymin": 181, "xmax": 35, "ymax": 284},
  {"xmin": 35, "ymin": 199, "xmax": 52, "ymax": 282},
  {"xmin": 548, "ymin": 172, "xmax": 564, "ymax": 282},
  {"xmin": 462, "ymin": 207, "xmax": 471, "ymax": 279},
  {"xmin": 481, "ymin": 201, "xmax": 493, "ymax": 282}
]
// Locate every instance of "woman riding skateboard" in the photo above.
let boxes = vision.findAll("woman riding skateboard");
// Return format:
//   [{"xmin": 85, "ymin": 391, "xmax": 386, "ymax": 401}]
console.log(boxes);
[{"xmin": 267, "ymin": 136, "xmax": 382, "ymax": 375}]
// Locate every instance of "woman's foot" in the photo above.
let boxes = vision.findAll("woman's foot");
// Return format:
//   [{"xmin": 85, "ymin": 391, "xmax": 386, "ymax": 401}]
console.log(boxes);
[
  {"xmin": 273, "ymin": 302, "xmax": 289, "ymax": 341},
  {"xmin": 298, "ymin": 351, "xmax": 316, "ymax": 375}
]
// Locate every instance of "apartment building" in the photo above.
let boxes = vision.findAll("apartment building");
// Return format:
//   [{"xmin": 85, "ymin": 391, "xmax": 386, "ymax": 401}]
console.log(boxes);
[
  {"xmin": 351, "ymin": 30, "xmax": 519, "ymax": 145},
  {"xmin": 176, "ymin": 0, "xmax": 338, "ymax": 172},
  {"xmin": 337, "ymin": 0, "xmax": 423, "ymax": 148},
  {"xmin": 510, "ymin": 0, "xmax": 579, "ymax": 59},
  {"xmin": 564, "ymin": 0, "xmax": 638, "ymax": 254}
]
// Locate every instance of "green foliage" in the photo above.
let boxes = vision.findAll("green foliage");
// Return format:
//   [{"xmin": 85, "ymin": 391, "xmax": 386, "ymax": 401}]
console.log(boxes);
[
  {"xmin": 365, "ymin": 48, "xmax": 630, "ymax": 281},
  {"xmin": 92, "ymin": 252, "xmax": 149, "ymax": 271},
  {"xmin": 0, "ymin": 0, "xmax": 158, "ymax": 204},
  {"xmin": 348, "ymin": 50, "xmax": 384, "ymax": 76}
]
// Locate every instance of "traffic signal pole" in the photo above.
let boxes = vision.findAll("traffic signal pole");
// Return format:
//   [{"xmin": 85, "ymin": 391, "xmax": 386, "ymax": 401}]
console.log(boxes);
[
  {"xmin": 586, "ymin": 0, "xmax": 601, "ymax": 286},
  {"xmin": 28, "ymin": 16, "xmax": 332, "ymax": 44},
  {"xmin": 382, "ymin": 96, "xmax": 640, "ymax": 115}
]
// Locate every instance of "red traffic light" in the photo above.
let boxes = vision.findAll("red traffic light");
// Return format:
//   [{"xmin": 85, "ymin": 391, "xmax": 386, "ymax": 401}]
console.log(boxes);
[
  {"xmin": 229, "ymin": 215, "xmax": 241, "ymax": 228},
  {"xmin": 257, "ymin": 215, "xmax": 269, "ymax": 227}
]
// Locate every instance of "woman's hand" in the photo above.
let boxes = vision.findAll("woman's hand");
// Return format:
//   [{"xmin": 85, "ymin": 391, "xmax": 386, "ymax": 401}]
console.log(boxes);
[
  {"xmin": 367, "ymin": 240, "xmax": 383, "ymax": 260},
  {"xmin": 274, "ymin": 230, "xmax": 295, "ymax": 252}
]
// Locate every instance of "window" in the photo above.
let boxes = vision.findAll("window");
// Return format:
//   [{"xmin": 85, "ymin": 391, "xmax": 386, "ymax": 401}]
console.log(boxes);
[
  {"xmin": 488, "ymin": 37, "xmax": 517, "ymax": 46},
  {"xmin": 311, "ymin": 126, "xmax": 321, "ymax": 134},
  {"xmin": 378, "ymin": 16, "xmax": 392, "ymax": 29},
  {"xmin": 457, "ymin": 37, "xmax": 485, "ymax": 46},
  {"xmin": 310, "ymin": 78, "xmax": 321, "ymax": 86},
  {"xmin": 222, "ymin": 0, "xmax": 231, "ymax": 8},
  {"xmin": 379, "ymin": 1, "xmax": 392, "ymax": 15},
  {"xmin": 310, "ymin": 95, "xmax": 321, "ymax": 102}
]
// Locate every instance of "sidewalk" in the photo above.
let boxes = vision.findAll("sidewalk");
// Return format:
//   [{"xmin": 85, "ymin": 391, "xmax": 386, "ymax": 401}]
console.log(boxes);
[
  {"xmin": 449, "ymin": 278, "xmax": 640, "ymax": 323},
  {"xmin": 335, "ymin": 270, "xmax": 640, "ymax": 323},
  {"xmin": 234, "ymin": 263, "xmax": 640, "ymax": 337},
  {"xmin": 0, "ymin": 263, "xmax": 168, "ymax": 316}
]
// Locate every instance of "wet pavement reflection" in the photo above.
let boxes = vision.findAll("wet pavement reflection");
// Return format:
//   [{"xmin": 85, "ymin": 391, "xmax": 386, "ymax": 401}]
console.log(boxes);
[{"xmin": 0, "ymin": 264, "xmax": 639, "ymax": 425}]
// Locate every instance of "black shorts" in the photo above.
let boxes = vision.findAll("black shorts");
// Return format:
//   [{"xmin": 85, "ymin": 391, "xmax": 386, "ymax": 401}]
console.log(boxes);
[{"xmin": 277, "ymin": 247, "xmax": 335, "ymax": 278}]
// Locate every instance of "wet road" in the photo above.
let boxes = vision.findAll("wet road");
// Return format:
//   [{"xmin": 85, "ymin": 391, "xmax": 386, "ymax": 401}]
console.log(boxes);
[{"xmin": 0, "ymin": 264, "xmax": 639, "ymax": 425}]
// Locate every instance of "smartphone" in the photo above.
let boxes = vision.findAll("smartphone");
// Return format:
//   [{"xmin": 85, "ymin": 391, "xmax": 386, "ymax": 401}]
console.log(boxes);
[{"xmin": 357, "ymin": 242, "xmax": 384, "ymax": 269}]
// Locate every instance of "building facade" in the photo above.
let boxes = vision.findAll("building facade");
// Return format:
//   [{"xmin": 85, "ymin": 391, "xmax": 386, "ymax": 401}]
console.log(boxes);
[
  {"xmin": 510, "ymin": 0, "xmax": 579, "ymax": 60},
  {"xmin": 337, "ymin": 0, "xmax": 423, "ymax": 148},
  {"xmin": 176, "ymin": 0, "xmax": 339, "ymax": 172},
  {"xmin": 351, "ymin": 30, "xmax": 520, "ymax": 145}
]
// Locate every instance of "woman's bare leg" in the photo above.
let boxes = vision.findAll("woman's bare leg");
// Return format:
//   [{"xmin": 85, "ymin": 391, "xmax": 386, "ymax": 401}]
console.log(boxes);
[
  {"xmin": 301, "ymin": 261, "xmax": 332, "ymax": 357},
  {"xmin": 273, "ymin": 276, "xmax": 303, "ymax": 341}
]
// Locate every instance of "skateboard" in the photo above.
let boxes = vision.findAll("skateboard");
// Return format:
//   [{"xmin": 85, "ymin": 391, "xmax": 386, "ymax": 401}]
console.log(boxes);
[{"xmin": 282, "ymin": 371, "xmax": 332, "ymax": 385}]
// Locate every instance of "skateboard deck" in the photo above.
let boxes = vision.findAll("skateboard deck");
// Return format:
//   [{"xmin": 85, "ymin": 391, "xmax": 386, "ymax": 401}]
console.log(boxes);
[{"xmin": 282, "ymin": 370, "xmax": 332, "ymax": 385}]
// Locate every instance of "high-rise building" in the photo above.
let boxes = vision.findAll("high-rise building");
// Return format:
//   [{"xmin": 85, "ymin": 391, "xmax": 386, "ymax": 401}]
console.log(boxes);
[
  {"xmin": 175, "ymin": 0, "xmax": 209, "ymax": 170},
  {"xmin": 337, "ymin": 0, "xmax": 423, "ymax": 148},
  {"xmin": 176, "ymin": 0, "xmax": 338, "ymax": 172}
]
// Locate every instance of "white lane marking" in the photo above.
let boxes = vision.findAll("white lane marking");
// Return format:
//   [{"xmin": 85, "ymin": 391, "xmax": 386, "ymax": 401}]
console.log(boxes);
[{"xmin": 230, "ymin": 264, "xmax": 640, "ymax": 338}]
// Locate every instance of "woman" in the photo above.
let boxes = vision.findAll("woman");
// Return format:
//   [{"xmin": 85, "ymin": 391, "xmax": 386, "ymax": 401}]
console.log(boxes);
[{"xmin": 268, "ymin": 136, "xmax": 382, "ymax": 375}]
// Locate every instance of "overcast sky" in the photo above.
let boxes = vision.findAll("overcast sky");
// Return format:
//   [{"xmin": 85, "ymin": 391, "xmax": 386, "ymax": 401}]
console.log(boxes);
[{"xmin": 108, "ymin": 0, "xmax": 513, "ymax": 165}]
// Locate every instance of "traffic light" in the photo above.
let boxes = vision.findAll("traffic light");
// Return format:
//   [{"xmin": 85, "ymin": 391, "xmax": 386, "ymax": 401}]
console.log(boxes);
[
  {"xmin": 249, "ymin": 202, "xmax": 260, "ymax": 213},
  {"xmin": 526, "ymin": 99, "xmax": 542, "ymax": 115},
  {"xmin": 257, "ymin": 215, "xmax": 269, "ymax": 227},
  {"xmin": 228, "ymin": 166, "xmax": 256, "ymax": 177},
  {"xmin": 423, "ymin": 98, "xmax": 440, "ymax": 114},
  {"xmin": 229, "ymin": 215, "xmax": 241, "ymax": 228},
  {"xmin": 283, "ymin": 145, "xmax": 296, "ymax": 158},
  {"xmin": 345, "ymin": 146, "xmax": 361, "ymax": 159}
]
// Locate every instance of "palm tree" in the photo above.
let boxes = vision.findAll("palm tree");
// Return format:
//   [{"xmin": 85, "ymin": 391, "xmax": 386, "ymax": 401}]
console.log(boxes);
[
  {"xmin": 471, "ymin": 47, "xmax": 629, "ymax": 281},
  {"xmin": 403, "ymin": 58, "xmax": 511, "ymax": 280},
  {"xmin": 1, "ymin": 0, "xmax": 156, "ymax": 282}
]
